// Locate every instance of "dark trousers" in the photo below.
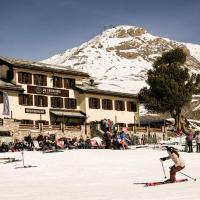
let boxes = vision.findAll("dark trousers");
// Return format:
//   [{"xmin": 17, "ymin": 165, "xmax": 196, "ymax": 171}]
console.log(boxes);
[
  {"xmin": 188, "ymin": 145, "xmax": 193, "ymax": 152},
  {"xmin": 170, "ymin": 166, "xmax": 185, "ymax": 182},
  {"xmin": 187, "ymin": 141, "xmax": 193, "ymax": 152},
  {"xmin": 196, "ymin": 143, "xmax": 200, "ymax": 152}
]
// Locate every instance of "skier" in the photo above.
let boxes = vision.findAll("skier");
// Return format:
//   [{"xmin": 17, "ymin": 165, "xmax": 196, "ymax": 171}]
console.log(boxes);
[{"xmin": 160, "ymin": 146, "xmax": 185, "ymax": 183}]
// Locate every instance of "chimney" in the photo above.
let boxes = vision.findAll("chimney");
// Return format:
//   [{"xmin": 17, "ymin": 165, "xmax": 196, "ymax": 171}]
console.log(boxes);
[{"xmin": 89, "ymin": 79, "xmax": 94, "ymax": 86}]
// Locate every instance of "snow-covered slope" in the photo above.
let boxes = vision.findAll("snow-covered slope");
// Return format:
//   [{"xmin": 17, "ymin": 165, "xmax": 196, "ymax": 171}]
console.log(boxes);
[
  {"xmin": 1, "ymin": 149, "xmax": 200, "ymax": 200},
  {"xmin": 42, "ymin": 25, "xmax": 200, "ymax": 94}
]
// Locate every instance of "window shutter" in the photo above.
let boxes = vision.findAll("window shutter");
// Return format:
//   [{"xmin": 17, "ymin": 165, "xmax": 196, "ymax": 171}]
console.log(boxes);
[
  {"xmin": 60, "ymin": 98, "xmax": 63, "ymax": 108},
  {"xmin": 18, "ymin": 72, "xmax": 22, "ymax": 83},
  {"xmin": 29, "ymin": 95, "xmax": 33, "ymax": 106},
  {"xmin": 34, "ymin": 95, "xmax": 38, "ymax": 106},
  {"xmin": 34, "ymin": 74, "xmax": 37, "ymax": 85},
  {"xmin": 43, "ymin": 76, "xmax": 47, "ymax": 86},
  {"xmin": 127, "ymin": 102, "xmax": 130, "ymax": 111},
  {"xmin": 28, "ymin": 74, "xmax": 32, "ymax": 84},
  {"xmin": 89, "ymin": 98, "xmax": 93, "ymax": 108},
  {"xmin": 19, "ymin": 94, "xmax": 23, "ymax": 105},
  {"xmin": 44, "ymin": 96, "xmax": 48, "ymax": 107},
  {"xmin": 110, "ymin": 100, "xmax": 113, "ymax": 110},
  {"xmin": 65, "ymin": 98, "xmax": 69, "ymax": 109},
  {"xmin": 51, "ymin": 97, "xmax": 55, "ymax": 108},
  {"xmin": 132, "ymin": 103, "xmax": 137, "ymax": 112},
  {"xmin": 74, "ymin": 99, "xmax": 77, "ymax": 109},
  {"xmin": 64, "ymin": 79, "xmax": 68, "ymax": 88},
  {"xmin": 122, "ymin": 102, "xmax": 125, "ymax": 111},
  {"xmin": 115, "ymin": 101, "xmax": 118, "ymax": 110},
  {"xmin": 97, "ymin": 99, "xmax": 100, "ymax": 109},
  {"xmin": 59, "ymin": 78, "xmax": 63, "ymax": 88},
  {"xmin": 53, "ymin": 77, "xmax": 56, "ymax": 87},
  {"xmin": 102, "ymin": 99, "xmax": 105, "ymax": 109},
  {"xmin": 70, "ymin": 79, "xmax": 75, "ymax": 88}
]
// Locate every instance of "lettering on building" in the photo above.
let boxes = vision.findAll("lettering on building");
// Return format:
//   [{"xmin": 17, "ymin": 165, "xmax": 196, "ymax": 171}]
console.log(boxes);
[
  {"xmin": 25, "ymin": 108, "xmax": 46, "ymax": 114},
  {"xmin": 27, "ymin": 85, "xmax": 69, "ymax": 97}
]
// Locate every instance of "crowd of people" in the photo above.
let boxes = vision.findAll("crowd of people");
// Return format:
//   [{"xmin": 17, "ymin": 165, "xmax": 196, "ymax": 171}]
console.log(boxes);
[
  {"xmin": 100, "ymin": 118, "xmax": 160, "ymax": 149},
  {"xmin": 0, "ymin": 135, "xmax": 94, "ymax": 152},
  {"xmin": 185, "ymin": 130, "xmax": 200, "ymax": 153},
  {"xmin": 0, "ymin": 131, "xmax": 200, "ymax": 153},
  {"xmin": 0, "ymin": 130, "xmax": 162, "ymax": 153},
  {"xmin": 4, "ymin": 118, "xmax": 200, "ymax": 153}
]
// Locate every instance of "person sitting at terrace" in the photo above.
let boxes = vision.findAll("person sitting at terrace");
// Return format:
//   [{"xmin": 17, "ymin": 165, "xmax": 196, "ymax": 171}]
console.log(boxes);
[{"xmin": 118, "ymin": 130, "xmax": 128, "ymax": 149}]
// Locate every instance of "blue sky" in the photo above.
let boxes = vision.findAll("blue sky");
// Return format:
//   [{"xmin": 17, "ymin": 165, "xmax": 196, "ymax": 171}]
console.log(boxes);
[{"xmin": 0, "ymin": 0, "xmax": 200, "ymax": 61}]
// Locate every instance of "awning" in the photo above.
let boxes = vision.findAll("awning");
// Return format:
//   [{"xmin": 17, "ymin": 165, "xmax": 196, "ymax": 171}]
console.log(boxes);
[
  {"xmin": 0, "ymin": 131, "xmax": 11, "ymax": 137},
  {"xmin": 0, "ymin": 127, "xmax": 11, "ymax": 137},
  {"xmin": 50, "ymin": 110, "xmax": 86, "ymax": 118}
]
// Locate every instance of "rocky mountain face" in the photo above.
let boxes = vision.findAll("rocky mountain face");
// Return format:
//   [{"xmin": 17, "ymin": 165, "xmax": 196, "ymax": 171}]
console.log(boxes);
[
  {"xmin": 42, "ymin": 25, "xmax": 200, "ymax": 95},
  {"xmin": 42, "ymin": 25, "xmax": 200, "ymax": 119}
]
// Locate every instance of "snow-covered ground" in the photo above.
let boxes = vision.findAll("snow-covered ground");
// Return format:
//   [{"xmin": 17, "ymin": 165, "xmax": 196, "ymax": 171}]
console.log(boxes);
[{"xmin": 0, "ymin": 147, "xmax": 200, "ymax": 200}]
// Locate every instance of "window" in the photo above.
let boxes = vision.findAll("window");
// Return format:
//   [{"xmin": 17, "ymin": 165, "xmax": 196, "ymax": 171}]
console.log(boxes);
[
  {"xmin": 102, "ymin": 99, "xmax": 113, "ymax": 110},
  {"xmin": 53, "ymin": 76, "xmax": 63, "ymax": 88},
  {"xmin": 51, "ymin": 97, "xmax": 63, "ymax": 108},
  {"xmin": 18, "ymin": 72, "xmax": 32, "ymax": 84},
  {"xmin": 127, "ymin": 101, "xmax": 137, "ymax": 112},
  {"xmin": 115, "ymin": 100, "xmax": 125, "ymax": 111},
  {"xmin": 117, "ymin": 123, "xmax": 126, "ymax": 127},
  {"xmin": 89, "ymin": 98, "xmax": 100, "ymax": 109},
  {"xmin": 20, "ymin": 120, "xmax": 34, "ymax": 125},
  {"xmin": 19, "ymin": 94, "xmax": 33, "ymax": 106},
  {"xmin": 117, "ymin": 123, "xmax": 126, "ymax": 130},
  {"xmin": 128, "ymin": 124, "xmax": 134, "ymax": 131},
  {"xmin": 65, "ymin": 98, "xmax": 77, "ymax": 109},
  {"xmin": 35, "ymin": 95, "xmax": 48, "ymax": 107},
  {"xmin": 35, "ymin": 120, "xmax": 49, "ymax": 126},
  {"xmin": 34, "ymin": 74, "xmax": 47, "ymax": 86},
  {"xmin": 64, "ymin": 78, "xmax": 75, "ymax": 89}
]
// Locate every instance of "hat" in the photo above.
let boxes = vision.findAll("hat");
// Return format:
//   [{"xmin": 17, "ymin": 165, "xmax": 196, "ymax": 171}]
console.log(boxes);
[{"xmin": 166, "ymin": 146, "xmax": 174, "ymax": 152}]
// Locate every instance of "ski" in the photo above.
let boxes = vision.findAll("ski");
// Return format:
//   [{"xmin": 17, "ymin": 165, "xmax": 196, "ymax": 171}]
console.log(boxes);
[
  {"xmin": 3, "ymin": 159, "xmax": 22, "ymax": 164},
  {"xmin": 145, "ymin": 179, "xmax": 188, "ymax": 187},
  {"xmin": 15, "ymin": 165, "xmax": 37, "ymax": 169},
  {"xmin": 43, "ymin": 149, "xmax": 64, "ymax": 153},
  {"xmin": 0, "ymin": 157, "xmax": 15, "ymax": 160}
]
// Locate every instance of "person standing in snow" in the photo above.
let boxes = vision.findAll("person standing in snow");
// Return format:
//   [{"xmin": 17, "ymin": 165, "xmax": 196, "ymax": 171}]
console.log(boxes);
[
  {"xmin": 186, "ymin": 131, "xmax": 194, "ymax": 153},
  {"xmin": 160, "ymin": 146, "xmax": 185, "ymax": 183},
  {"xmin": 195, "ymin": 132, "xmax": 200, "ymax": 152}
]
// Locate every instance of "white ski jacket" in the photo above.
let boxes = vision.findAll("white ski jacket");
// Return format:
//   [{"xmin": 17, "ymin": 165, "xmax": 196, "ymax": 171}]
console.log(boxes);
[{"xmin": 166, "ymin": 152, "xmax": 185, "ymax": 167}]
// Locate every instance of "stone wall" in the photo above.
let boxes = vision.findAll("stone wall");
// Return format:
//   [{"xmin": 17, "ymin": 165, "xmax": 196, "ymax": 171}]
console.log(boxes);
[{"xmin": 1, "ymin": 119, "xmax": 91, "ymax": 141}]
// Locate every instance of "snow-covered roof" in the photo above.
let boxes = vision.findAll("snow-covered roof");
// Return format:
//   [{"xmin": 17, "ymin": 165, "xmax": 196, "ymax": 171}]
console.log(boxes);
[
  {"xmin": 0, "ymin": 56, "xmax": 89, "ymax": 77},
  {"xmin": 0, "ymin": 80, "xmax": 24, "ymax": 91},
  {"xmin": 76, "ymin": 85, "xmax": 137, "ymax": 98}
]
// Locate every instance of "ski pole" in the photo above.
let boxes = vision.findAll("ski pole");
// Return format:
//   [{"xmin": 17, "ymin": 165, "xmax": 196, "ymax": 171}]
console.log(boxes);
[
  {"xmin": 160, "ymin": 160, "xmax": 167, "ymax": 179},
  {"xmin": 178, "ymin": 171, "xmax": 196, "ymax": 181},
  {"xmin": 21, "ymin": 151, "xmax": 25, "ymax": 167}
]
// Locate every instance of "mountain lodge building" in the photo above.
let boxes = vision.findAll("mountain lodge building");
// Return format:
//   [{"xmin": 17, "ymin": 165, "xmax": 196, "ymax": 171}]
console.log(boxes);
[{"xmin": 0, "ymin": 56, "xmax": 139, "ymax": 139}]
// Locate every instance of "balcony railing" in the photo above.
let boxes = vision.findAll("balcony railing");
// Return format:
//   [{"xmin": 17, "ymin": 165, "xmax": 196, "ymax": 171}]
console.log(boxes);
[
  {"xmin": 18, "ymin": 124, "xmax": 81, "ymax": 132},
  {"xmin": 19, "ymin": 124, "xmax": 39, "ymax": 130},
  {"xmin": 65, "ymin": 125, "xmax": 81, "ymax": 131}
]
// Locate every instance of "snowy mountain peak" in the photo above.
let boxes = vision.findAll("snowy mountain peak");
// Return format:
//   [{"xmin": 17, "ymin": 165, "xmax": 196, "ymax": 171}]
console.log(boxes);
[
  {"xmin": 101, "ymin": 25, "xmax": 147, "ymax": 37},
  {"xmin": 42, "ymin": 25, "xmax": 200, "ymax": 94}
]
